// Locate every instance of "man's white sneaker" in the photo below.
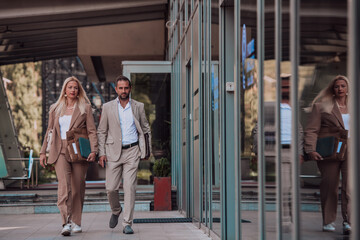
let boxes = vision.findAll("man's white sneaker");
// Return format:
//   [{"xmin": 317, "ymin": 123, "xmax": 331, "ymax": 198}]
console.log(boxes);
[
  {"xmin": 323, "ymin": 223, "xmax": 335, "ymax": 232},
  {"xmin": 71, "ymin": 222, "xmax": 82, "ymax": 233},
  {"xmin": 61, "ymin": 223, "xmax": 72, "ymax": 236}
]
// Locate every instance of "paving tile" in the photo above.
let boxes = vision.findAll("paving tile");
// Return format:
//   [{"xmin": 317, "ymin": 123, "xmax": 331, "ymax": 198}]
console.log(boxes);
[
  {"xmin": 0, "ymin": 208, "xmax": 352, "ymax": 239},
  {"xmin": 0, "ymin": 211, "xmax": 211, "ymax": 240}
]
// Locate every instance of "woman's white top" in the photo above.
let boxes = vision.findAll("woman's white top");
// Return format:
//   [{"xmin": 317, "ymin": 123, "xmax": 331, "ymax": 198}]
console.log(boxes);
[
  {"xmin": 59, "ymin": 115, "xmax": 72, "ymax": 140},
  {"xmin": 342, "ymin": 113, "xmax": 350, "ymax": 130},
  {"xmin": 342, "ymin": 113, "xmax": 350, "ymax": 137}
]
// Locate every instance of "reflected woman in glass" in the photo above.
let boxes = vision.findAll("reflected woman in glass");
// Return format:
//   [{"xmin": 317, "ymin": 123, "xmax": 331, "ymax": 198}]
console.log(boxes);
[{"xmin": 304, "ymin": 75, "xmax": 350, "ymax": 234}]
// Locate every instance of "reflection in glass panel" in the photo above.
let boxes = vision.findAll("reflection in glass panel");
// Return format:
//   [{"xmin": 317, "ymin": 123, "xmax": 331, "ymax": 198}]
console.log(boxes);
[
  {"xmin": 240, "ymin": 0, "xmax": 260, "ymax": 239},
  {"xmin": 210, "ymin": 0, "xmax": 220, "ymax": 237},
  {"xmin": 181, "ymin": 5, "xmax": 185, "ymax": 37},
  {"xmin": 192, "ymin": 6, "xmax": 201, "ymax": 223},
  {"xmin": 202, "ymin": 0, "xmax": 208, "ymax": 230},
  {"xmin": 187, "ymin": 0, "xmax": 192, "ymax": 22},
  {"xmin": 201, "ymin": 68, "xmax": 206, "ymax": 226},
  {"xmin": 263, "ymin": 2, "xmax": 280, "ymax": 239},
  {"xmin": 211, "ymin": 63, "xmax": 220, "ymax": 236},
  {"xmin": 299, "ymin": 1, "xmax": 348, "ymax": 238},
  {"xmin": 130, "ymin": 73, "xmax": 171, "ymax": 185}
]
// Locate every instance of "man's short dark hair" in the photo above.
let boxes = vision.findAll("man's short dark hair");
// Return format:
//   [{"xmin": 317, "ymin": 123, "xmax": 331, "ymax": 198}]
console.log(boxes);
[{"xmin": 115, "ymin": 75, "xmax": 131, "ymax": 87}]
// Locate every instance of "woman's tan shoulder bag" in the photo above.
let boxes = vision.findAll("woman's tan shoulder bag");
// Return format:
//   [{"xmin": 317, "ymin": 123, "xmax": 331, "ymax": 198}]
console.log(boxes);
[
  {"xmin": 66, "ymin": 127, "xmax": 89, "ymax": 162},
  {"xmin": 316, "ymin": 128, "xmax": 348, "ymax": 161},
  {"xmin": 45, "ymin": 129, "xmax": 54, "ymax": 153},
  {"xmin": 45, "ymin": 111, "xmax": 55, "ymax": 153}
]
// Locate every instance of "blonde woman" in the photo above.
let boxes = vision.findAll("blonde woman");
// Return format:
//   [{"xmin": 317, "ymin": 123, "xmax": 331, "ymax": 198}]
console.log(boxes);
[
  {"xmin": 304, "ymin": 75, "xmax": 351, "ymax": 234},
  {"xmin": 39, "ymin": 76, "xmax": 98, "ymax": 236}
]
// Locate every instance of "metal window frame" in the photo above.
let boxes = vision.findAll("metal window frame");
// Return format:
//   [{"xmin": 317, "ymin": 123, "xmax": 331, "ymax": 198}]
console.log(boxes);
[
  {"xmin": 290, "ymin": 0, "xmax": 301, "ymax": 239},
  {"xmin": 234, "ymin": 0, "xmax": 242, "ymax": 239},
  {"xmin": 348, "ymin": 0, "xmax": 360, "ymax": 239},
  {"xmin": 257, "ymin": 0, "xmax": 266, "ymax": 238},
  {"xmin": 275, "ymin": 0, "xmax": 283, "ymax": 238},
  {"xmin": 219, "ymin": 3, "xmax": 236, "ymax": 239}
]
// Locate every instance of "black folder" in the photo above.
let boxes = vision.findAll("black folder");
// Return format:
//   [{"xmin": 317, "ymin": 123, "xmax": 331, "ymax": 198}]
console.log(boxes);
[{"xmin": 316, "ymin": 136, "xmax": 336, "ymax": 157}]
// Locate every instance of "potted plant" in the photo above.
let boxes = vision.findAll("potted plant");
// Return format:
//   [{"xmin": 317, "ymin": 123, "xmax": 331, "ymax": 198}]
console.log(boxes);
[{"xmin": 153, "ymin": 157, "xmax": 171, "ymax": 211}]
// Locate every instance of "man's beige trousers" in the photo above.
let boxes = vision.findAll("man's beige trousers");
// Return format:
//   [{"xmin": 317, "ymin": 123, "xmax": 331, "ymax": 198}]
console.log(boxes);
[{"xmin": 106, "ymin": 146, "xmax": 140, "ymax": 227}]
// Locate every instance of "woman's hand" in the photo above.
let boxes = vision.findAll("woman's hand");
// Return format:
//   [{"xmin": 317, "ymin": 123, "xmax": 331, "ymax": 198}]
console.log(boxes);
[
  {"xmin": 39, "ymin": 153, "xmax": 47, "ymax": 168},
  {"xmin": 308, "ymin": 151, "xmax": 323, "ymax": 161},
  {"xmin": 87, "ymin": 152, "xmax": 96, "ymax": 162}
]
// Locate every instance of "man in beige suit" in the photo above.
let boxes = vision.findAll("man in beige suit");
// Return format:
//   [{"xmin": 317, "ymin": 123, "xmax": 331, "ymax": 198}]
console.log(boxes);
[
  {"xmin": 252, "ymin": 76, "xmax": 304, "ymax": 234},
  {"xmin": 97, "ymin": 75, "xmax": 151, "ymax": 234}
]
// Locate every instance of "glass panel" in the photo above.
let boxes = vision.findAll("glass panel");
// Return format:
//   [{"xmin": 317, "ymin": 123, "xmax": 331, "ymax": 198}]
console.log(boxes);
[
  {"xmin": 187, "ymin": 0, "xmax": 192, "ymax": 22},
  {"xmin": 211, "ymin": 63, "xmax": 221, "ymax": 235},
  {"xmin": 202, "ymin": 0, "xmax": 208, "ymax": 228},
  {"xmin": 299, "ymin": 1, "xmax": 348, "ymax": 238},
  {"xmin": 181, "ymin": 6, "xmax": 185, "ymax": 37},
  {"xmin": 201, "ymin": 68, "xmax": 207, "ymax": 224},
  {"xmin": 263, "ymin": 2, "xmax": 278, "ymax": 239},
  {"xmin": 279, "ymin": 2, "xmax": 293, "ymax": 237},
  {"xmin": 177, "ymin": 21, "xmax": 181, "ymax": 46},
  {"xmin": 239, "ymin": 0, "xmax": 349, "ymax": 238},
  {"xmin": 130, "ymin": 73, "xmax": 171, "ymax": 185},
  {"xmin": 211, "ymin": 0, "xmax": 220, "ymax": 237},
  {"xmin": 240, "ymin": 0, "xmax": 260, "ymax": 238},
  {"xmin": 192, "ymin": 7, "xmax": 201, "ymax": 222}
]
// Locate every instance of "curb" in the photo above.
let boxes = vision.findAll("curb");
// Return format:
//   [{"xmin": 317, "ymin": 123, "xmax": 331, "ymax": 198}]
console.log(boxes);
[{"xmin": 0, "ymin": 200, "xmax": 151, "ymax": 214}]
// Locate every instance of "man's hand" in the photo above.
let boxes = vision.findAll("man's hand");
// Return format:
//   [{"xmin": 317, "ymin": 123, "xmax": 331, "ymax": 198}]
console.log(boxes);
[
  {"xmin": 87, "ymin": 152, "xmax": 96, "ymax": 162},
  {"xmin": 308, "ymin": 151, "xmax": 323, "ymax": 161},
  {"xmin": 39, "ymin": 153, "xmax": 47, "ymax": 168},
  {"xmin": 98, "ymin": 155, "xmax": 107, "ymax": 168}
]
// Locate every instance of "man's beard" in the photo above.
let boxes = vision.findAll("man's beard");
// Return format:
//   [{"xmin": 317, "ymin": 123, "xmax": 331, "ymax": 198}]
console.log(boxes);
[{"xmin": 119, "ymin": 93, "xmax": 129, "ymax": 100}]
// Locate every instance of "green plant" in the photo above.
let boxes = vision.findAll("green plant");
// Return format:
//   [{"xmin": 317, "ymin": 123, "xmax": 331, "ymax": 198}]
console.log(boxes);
[{"xmin": 153, "ymin": 157, "xmax": 171, "ymax": 177}]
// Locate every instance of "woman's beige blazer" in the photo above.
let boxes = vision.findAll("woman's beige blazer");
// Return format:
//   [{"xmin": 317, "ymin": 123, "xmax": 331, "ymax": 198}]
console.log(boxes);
[
  {"xmin": 304, "ymin": 102, "xmax": 345, "ymax": 154},
  {"xmin": 40, "ymin": 104, "xmax": 98, "ymax": 164}
]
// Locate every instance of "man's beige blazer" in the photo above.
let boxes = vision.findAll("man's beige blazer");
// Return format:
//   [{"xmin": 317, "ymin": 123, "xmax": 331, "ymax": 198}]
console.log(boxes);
[
  {"xmin": 40, "ymin": 104, "xmax": 98, "ymax": 164},
  {"xmin": 97, "ymin": 99, "xmax": 151, "ymax": 161}
]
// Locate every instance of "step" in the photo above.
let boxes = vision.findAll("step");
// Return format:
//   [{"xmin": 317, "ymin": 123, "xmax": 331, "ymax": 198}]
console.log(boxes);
[
  {"xmin": 0, "ymin": 190, "xmax": 154, "ymax": 204},
  {"xmin": 210, "ymin": 200, "xmax": 322, "ymax": 212},
  {"xmin": 0, "ymin": 200, "xmax": 151, "ymax": 214}
]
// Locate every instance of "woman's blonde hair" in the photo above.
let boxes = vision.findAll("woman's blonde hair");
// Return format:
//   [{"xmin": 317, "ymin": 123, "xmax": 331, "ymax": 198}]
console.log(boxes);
[
  {"xmin": 306, "ymin": 75, "xmax": 349, "ymax": 113},
  {"xmin": 50, "ymin": 76, "xmax": 90, "ymax": 116}
]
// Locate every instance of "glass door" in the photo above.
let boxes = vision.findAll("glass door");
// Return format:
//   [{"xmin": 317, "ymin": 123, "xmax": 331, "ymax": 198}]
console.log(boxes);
[{"xmin": 122, "ymin": 61, "xmax": 171, "ymax": 186}]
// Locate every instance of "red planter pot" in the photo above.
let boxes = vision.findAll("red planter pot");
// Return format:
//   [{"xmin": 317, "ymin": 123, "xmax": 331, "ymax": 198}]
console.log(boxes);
[{"xmin": 154, "ymin": 176, "xmax": 171, "ymax": 211}]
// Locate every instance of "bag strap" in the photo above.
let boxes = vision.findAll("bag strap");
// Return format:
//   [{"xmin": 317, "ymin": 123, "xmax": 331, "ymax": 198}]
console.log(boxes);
[
  {"xmin": 319, "ymin": 127, "xmax": 347, "ymax": 137},
  {"xmin": 48, "ymin": 108, "xmax": 57, "ymax": 130}
]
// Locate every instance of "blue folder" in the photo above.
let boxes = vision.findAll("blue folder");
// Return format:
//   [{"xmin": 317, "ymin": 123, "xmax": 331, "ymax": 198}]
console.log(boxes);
[{"xmin": 78, "ymin": 137, "xmax": 91, "ymax": 158}]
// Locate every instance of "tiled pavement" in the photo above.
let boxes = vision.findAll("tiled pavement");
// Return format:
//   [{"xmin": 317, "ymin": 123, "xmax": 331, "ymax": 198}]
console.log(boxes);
[
  {"xmin": 0, "ymin": 211, "xmax": 212, "ymax": 240},
  {"xmin": 0, "ymin": 209, "xmax": 352, "ymax": 240},
  {"xmin": 0, "ymin": 186, "xmax": 352, "ymax": 240}
]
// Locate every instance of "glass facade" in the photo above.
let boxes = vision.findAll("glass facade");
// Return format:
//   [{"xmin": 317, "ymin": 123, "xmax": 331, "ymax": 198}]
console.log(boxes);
[
  {"xmin": 168, "ymin": 0, "xmax": 356, "ymax": 239},
  {"xmin": 130, "ymin": 73, "xmax": 171, "ymax": 185},
  {"xmin": 0, "ymin": 0, "xmax": 359, "ymax": 239}
]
